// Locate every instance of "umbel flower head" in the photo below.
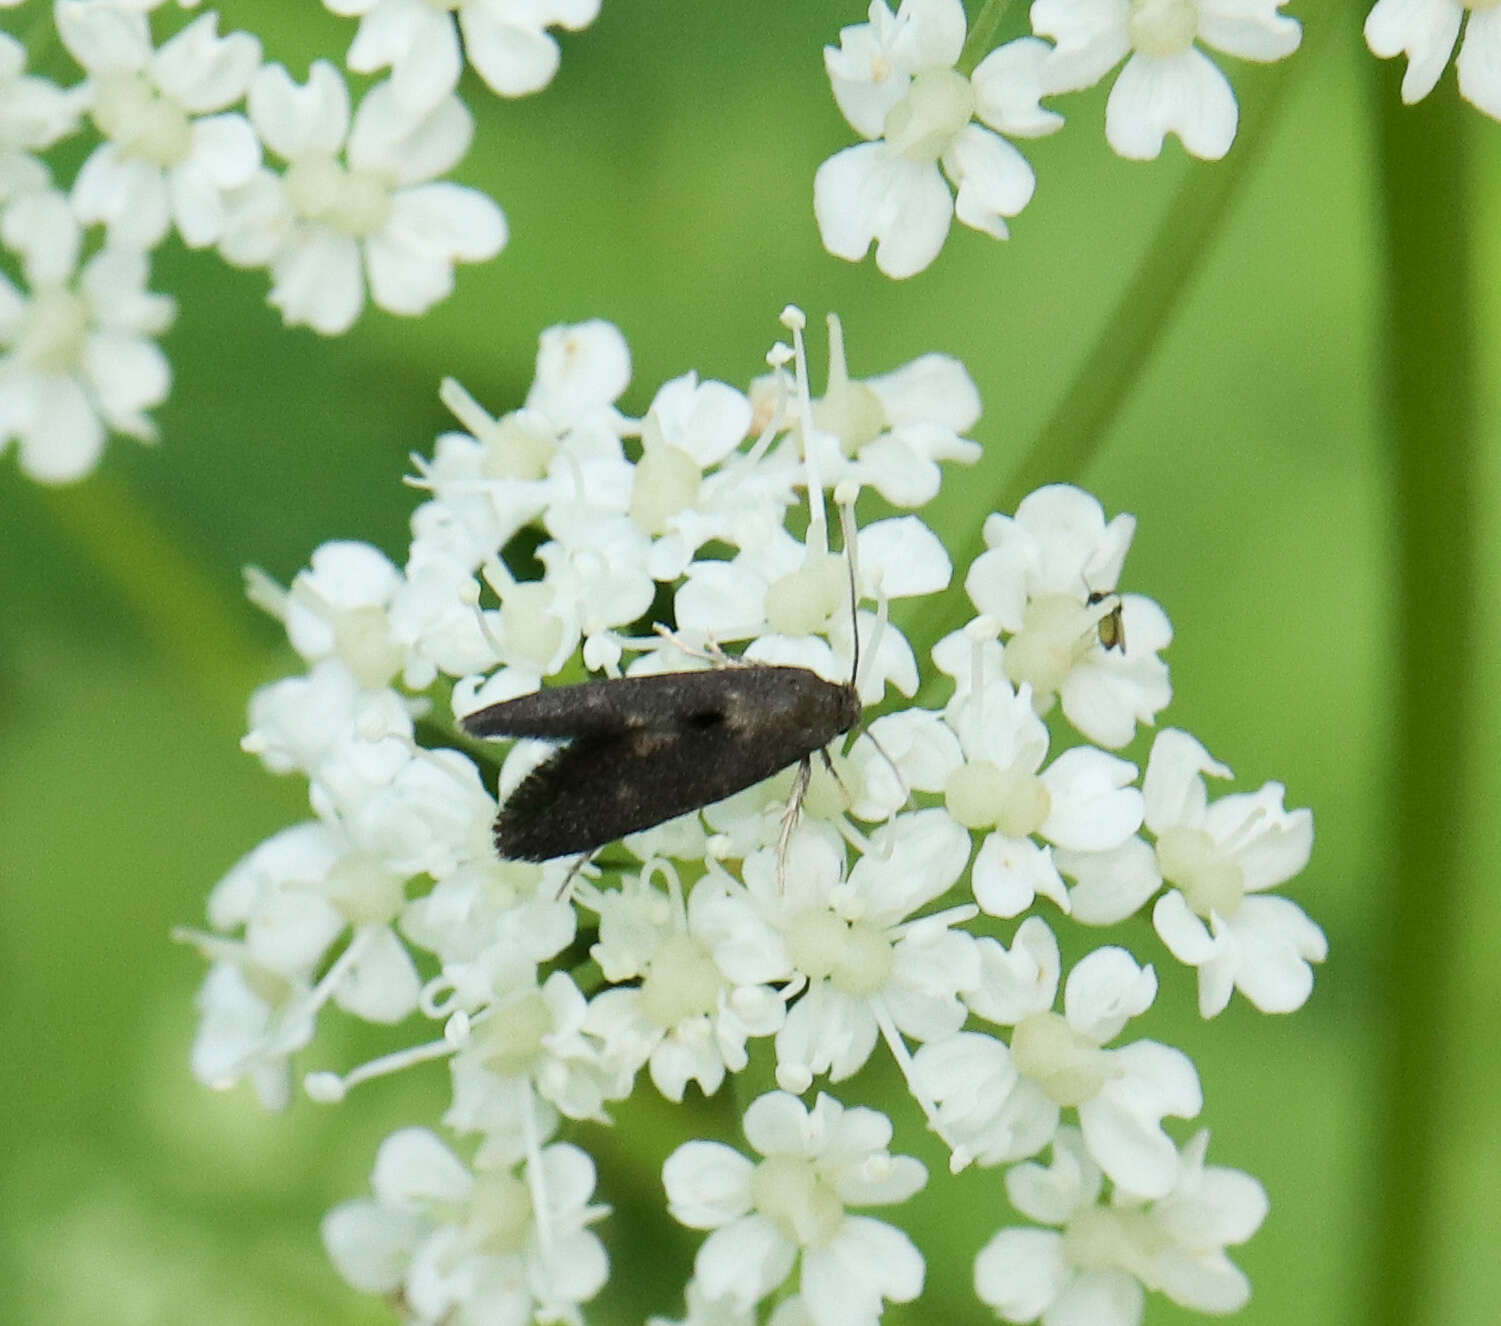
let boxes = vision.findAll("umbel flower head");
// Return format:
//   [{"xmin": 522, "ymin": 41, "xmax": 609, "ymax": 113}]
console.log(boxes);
[{"xmin": 182, "ymin": 306, "xmax": 1323, "ymax": 1325}]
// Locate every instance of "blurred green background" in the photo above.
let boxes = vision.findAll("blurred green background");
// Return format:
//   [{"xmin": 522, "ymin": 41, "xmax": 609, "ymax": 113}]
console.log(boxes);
[{"xmin": 2, "ymin": 2, "xmax": 1494, "ymax": 1324}]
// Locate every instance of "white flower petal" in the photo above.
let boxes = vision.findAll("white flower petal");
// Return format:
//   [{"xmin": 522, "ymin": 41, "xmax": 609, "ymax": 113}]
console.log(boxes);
[
  {"xmin": 1364, "ymin": 0, "xmax": 1462, "ymax": 105},
  {"xmin": 371, "ymin": 1127, "xmax": 472, "ymax": 1204},
  {"xmin": 1078, "ymin": 1040, "xmax": 1201, "ymax": 1197},
  {"xmin": 152, "ymin": 13, "xmax": 262, "ymax": 112},
  {"xmin": 1457, "ymin": 7, "xmax": 1501, "ymax": 116},
  {"xmin": 856, "ymin": 516, "xmax": 952, "ymax": 598},
  {"xmin": 1228, "ymin": 894, "xmax": 1327, "ymax": 1013},
  {"xmin": 974, "ymin": 1226, "xmax": 1068, "ymax": 1319},
  {"xmin": 269, "ymin": 230, "xmax": 365, "ymax": 334},
  {"xmin": 944, "ymin": 123, "xmax": 1036, "ymax": 241},
  {"xmin": 664, "ymin": 1141, "xmax": 756, "ymax": 1228},
  {"xmin": 695, "ymin": 1215, "xmax": 796, "ymax": 1307},
  {"xmin": 1049, "ymin": 1269, "xmax": 1145, "ymax": 1326},
  {"xmin": 1198, "ymin": 0, "xmax": 1303, "ymax": 62},
  {"xmin": 349, "ymin": 84, "xmax": 472, "ymax": 183},
  {"xmin": 334, "ymin": 926, "xmax": 422, "ymax": 1022},
  {"xmin": 1056, "ymin": 836, "xmax": 1162, "ymax": 925},
  {"xmin": 348, "ymin": 1, "xmax": 461, "ymax": 111},
  {"xmin": 1040, "ymin": 747, "xmax": 1142, "ymax": 851},
  {"xmin": 965, "ymin": 917, "xmax": 1060, "ymax": 1025},
  {"xmin": 1105, "ymin": 50, "xmax": 1238, "ymax": 162},
  {"xmin": 1034, "ymin": 0, "xmax": 1133, "ymax": 93},
  {"xmin": 1142, "ymin": 729, "xmax": 1229, "ymax": 834},
  {"xmin": 321, "ymin": 1199, "xmax": 423, "ymax": 1294},
  {"xmin": 55, "ymin": 1, "xmax": 152, "ymax": 74},
  {"xmin": 802, "ymin": 1216, "xmax": 923, "ymax": 1326},
  {"xmin": 1151, "ymin": 889, "xmax": 1219, "ymax": 963},
  {"xmin": 250, "ymin": 61, "xmax": 350, "ymax": 158},
  {"xmin": 1062, "ymin": 946, "xmax": 1155, "ymax": 1041},
  {"xmin": 814, "ymin": 142, "xmax": 953, "ymax": 279},
  {"xmin": 462, "ymin": 3, "xmax": 567, "ymax": 98},
  {"xmin": 972, "ymin": 37, "xmax": 1066, "ymax": 137},
  {"xmin": 972, "ymin": 832, "xmax": 1068, "ymax": 919}
]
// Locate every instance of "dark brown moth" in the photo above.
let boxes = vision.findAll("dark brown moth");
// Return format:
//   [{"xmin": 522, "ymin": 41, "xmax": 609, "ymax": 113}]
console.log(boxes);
[{"xmin": 460, "ymin": 664, "xmax": 862, "ymax": 861}]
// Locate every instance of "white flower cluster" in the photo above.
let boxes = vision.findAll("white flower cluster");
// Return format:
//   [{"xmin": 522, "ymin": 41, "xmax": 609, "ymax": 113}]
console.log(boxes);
[
  {"xmin": 1364, "ymin": 0, "xmax": 1501, "ymax": 117},
  {"xmin": 0, "ymin": 0, "xmax": 595, "ymax": 483},
  {"xmin": 182, "ymin": 305, "xmax": 1325, "ymax": 1326},
  {"xmin": 815, "ymin": 0, "xmax": 1303, "ymax": 276}
]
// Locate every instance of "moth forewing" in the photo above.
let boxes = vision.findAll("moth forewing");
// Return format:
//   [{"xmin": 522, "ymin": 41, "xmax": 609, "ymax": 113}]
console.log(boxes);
[{"xmin": 460, "ymin": 663, "xmax": 862, "ymax": 862}]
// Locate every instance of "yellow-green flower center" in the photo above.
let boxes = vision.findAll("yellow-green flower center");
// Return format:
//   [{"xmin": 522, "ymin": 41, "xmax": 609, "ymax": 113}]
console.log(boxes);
[
  {"xmin": 884, "ymin": 67, "xmax": 975, "ymax": 163},
  {"xmin": 1155, "ymin": 825, "xmax": 1245, "ymax": 919},
  {"xmin": 787, "ymin": 908, "xmax": 894, "ymax": 996},
  {"xmin": 1010, "ymin": 1010, "xmax": 1112, "ymax": 1105},
  {"xmin": 750, "ymin": 1154, "xmax": 844, "ymax": 1247},
  {"xmin": 639, "ymin": 934, "xmax": 722, "ymax": 1028},
  {"xmin": 93, "ymin": 72, "xmax": 192, "ymax": 166},
  {"xmin": 284, "ymin": 154, "xmax": 392, "ymax": 236},
  {"xmin": 1126, "ymin": 0, "xmax": 1201, "ymax": 57}
]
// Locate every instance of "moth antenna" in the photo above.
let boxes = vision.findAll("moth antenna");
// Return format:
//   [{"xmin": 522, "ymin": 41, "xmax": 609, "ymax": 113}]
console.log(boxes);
[
  {"xmin": 781, "ymin": 305, "xmax": 833, "ymax": 556},
  {"xmin": 836, "ymin": 486, "xmax": 863, "ymax": 692},
  {"xmin": 867, "ymin": 729, "xmax": 916, "ymax": 815}
]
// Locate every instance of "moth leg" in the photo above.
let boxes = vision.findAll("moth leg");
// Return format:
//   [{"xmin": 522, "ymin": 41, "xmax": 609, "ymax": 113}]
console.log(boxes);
[
  {"xmin": 859, "ymin": 730, "xmax": 916, "ymax": 815},
  {"xmin": 818, "ymin": 746, "xmax": 851, "ymax": 811},
  {"xmin": 554, "ymin": 849, "xmax": 596, "ymax": 902},
  {"xmin": 651, "ymin": 624, "xmax": 743, "ymax": 668},
  {"xmin": 775, "ymin": 755, "xmax": 814, "ymax": 893}
]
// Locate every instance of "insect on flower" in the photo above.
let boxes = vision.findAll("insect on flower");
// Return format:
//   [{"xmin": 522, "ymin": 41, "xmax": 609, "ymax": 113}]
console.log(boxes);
[
  {"xmin": 460, "ymin": 663, "xmax": 861, "ymax": 861},
  {"xmin": 461, "ymin": 545, "xmax": 868, "ymax": 862},
  {"xmin": 1088, "ymin": 588, "xmax": 1126, "ymax": 653}
]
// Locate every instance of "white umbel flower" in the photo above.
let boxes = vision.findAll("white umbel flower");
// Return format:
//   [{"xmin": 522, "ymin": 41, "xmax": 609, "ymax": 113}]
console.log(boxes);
[
  {"xmin": 222, "ymin": 61, "xmax": 506, "ymax": 334},
  {"xmin": 580, "ymin": 867, "xmax": 787, "ymax": 1102},
  {"xmin": 0, "ymin": 30, "xmax": 86, "ymax": 197},
  {"xmin": 663, "ymin": 1092, "xmax": 927, "ymax": 1326},
  {"xmin": 445, "ymin": 965, "xmax": 632, "ymax": 1124},
  {"xmin": 909, "ymin": 1029, "xmax": 1059, "ymax": 1172},
  {"xmin": 414, "ymin": 319, "xmax": 633, "ymax": 582},
  {"xmin": 974, "ymin": 1126, "xmax": 1267, "ymax": 1323},
  {"xmin": 816, "ymin": 0, "xmax": 1062, "ymax": 276},
  {"xmin": 797, "ymin": 311, "xmax": 982, "ymax": 508},
  {"xmin": 1144, "ymin": 728, "xmax": 1326, "ymax": 1017},
  {"xmin": 963, "ymin": 483, "xmax": 1171, "ymax": 748},
  {"xmin": 323, "ymin": 1127, "xmax": 609, "ymax": 1326},
  {"xmin": 329, "ymin": 0, "xmax": 602, "ymax": 111},
  {"xmin": 692, "ymin": 817, "xmax": 976, "ymax": 1093},
  {"xmin": 1030, "ymin": 0, "xmax": 1302, "ymax": 159},
  {"xmin": 57, "ymin": 5, "xmax": 263, "ymax": 248},
  {"xmin": 0, "ymin": 187, "xmax": 173, "ymax": 482},
  {"xmin": 936, "ymin": 671, "xmax": 1143, "ymax": 919},
  {"xmin": 247, "ymin": 539, "xmax": 407, "ymax": 688},
  {"xmin": 1365, "ymin": 0, "xmax": 1501, "ymax": 119},
  {"xmin": 181, "ymin": 307, "xmax": 1321, "ymax": 1324},
  {"xmin": 963, "ymin": 916, "xmax": 1201, "ymax": 1197},
  {"xmin": 180, "ymin": 819, "xmax": 423, "ymax": 1105}
]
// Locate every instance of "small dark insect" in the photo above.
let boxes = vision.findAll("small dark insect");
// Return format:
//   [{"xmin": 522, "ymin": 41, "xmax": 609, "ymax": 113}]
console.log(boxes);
[
  {"xmin": 461, "ymin": 663, "xmax": 862, "ymax": 861},
  {"xmin": 1087, "ymin": 589, "xmax": 1126, "ymax": 654}
]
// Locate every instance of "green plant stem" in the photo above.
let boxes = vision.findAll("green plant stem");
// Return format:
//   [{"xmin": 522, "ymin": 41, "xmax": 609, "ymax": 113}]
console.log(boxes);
[
  {"xmin": 957, "ymin": 0, "xmax": 1016, "ymax": 75},
  {"xmin": 1003, "ymin": 82, "xmax": 1306, "ymax": 511},
  {"xmin": 1365, "ymin": 80, "xmax": 1476, "ymax": 1326},
  {"xmin": 911, "ymin": 48, "xmax": 1309, "ymax": 662},
  {"xmin": 41, "ymin": 477, "xmax": 271, "ymax": 718}
]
